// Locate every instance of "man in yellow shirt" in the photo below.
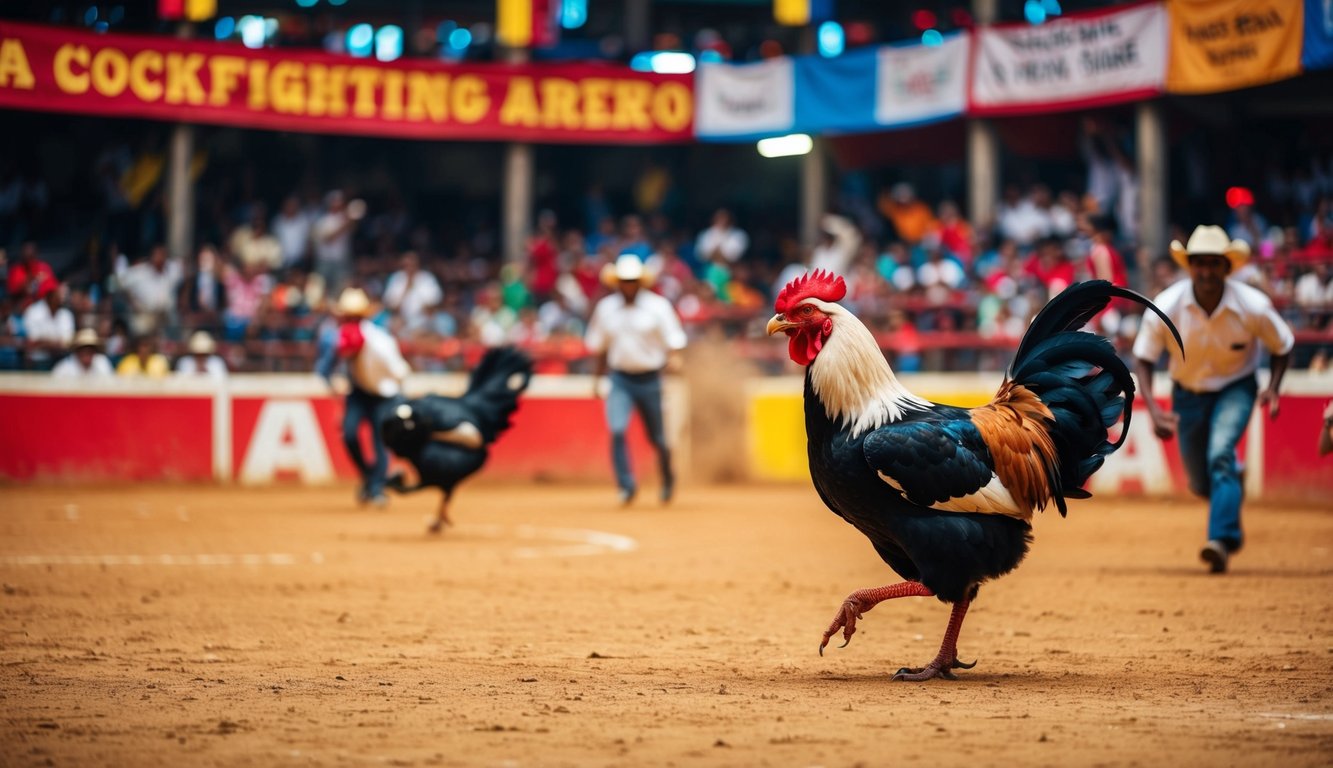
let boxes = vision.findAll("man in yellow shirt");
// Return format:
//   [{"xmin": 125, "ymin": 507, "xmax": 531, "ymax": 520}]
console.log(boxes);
[{"xmin": 116, "ymin": 335, "xmax": 171, "ymax": 378}]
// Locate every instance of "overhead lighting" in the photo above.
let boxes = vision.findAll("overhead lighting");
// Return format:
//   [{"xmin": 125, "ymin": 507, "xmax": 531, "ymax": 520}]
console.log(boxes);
[
  {"xmin": 648, "ymin": 51, "xmax": 695, "ymax": 74},
  {"xmin": 817, "ymin": 21, "xmax": 844, "ymax": 57},
  {"xmin": 921, "ymin": 29, "xmax": 943, "ymax": 46},
  {"xmin": 375, "ymin": 24, "xmax": 403, "ymax": 61},
  {"xmin": 561, "ymin": 0, "xmax": 587, "ymax": 30},
  {"xmin": 346, "ymin": 23, "xmax": 373, "ymax": 57},
  {"xmin": 239, "ymin": 15, "xmax": 266, "ymax": 48},
  {"xmin": 757, "ymin": 134, "xmax": 813, "ymax": 158}
]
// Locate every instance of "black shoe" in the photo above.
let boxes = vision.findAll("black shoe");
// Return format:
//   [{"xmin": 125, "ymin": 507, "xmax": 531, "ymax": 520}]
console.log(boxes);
[
  {"xmin": 618, "ymin": 487, "xmax": 637, "ymax": 507},
  {"xmin": 660, "ymin": 479, "xmax": 674, "ymax": 504},
  {"xmin": 1200, "ymin": 540, "xmax": 1228, "ymax": 574}
]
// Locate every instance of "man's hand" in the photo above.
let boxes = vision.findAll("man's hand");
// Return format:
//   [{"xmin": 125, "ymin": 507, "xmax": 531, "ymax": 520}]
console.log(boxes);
[
  {"xmin": 1258, "ymin": 388, "xmax": 1281, "ymax": 420},
  {"xmin": 329, "ymin": 377, "xmax": 350, "ymax": 397},
  {"xmin": 592, "ymin": 377, "xmax": 605, "ymax": 400},
  {"xmin": 1149, "ymin": 409, "xmax": 1179, "ymax": 440},
  {"xmin": 665, "ymin": 351, "xmax": 684, "ymax": 375}
]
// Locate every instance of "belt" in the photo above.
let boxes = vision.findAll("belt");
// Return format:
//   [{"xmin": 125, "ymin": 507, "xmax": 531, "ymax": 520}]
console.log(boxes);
[{"xmin": 611, "ymin": 369, "xmax": 662, "ymax": 382}]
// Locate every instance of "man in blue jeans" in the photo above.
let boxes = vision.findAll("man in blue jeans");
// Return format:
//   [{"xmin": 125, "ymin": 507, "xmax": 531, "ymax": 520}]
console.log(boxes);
[
  {"xmin": 316, "ymin": 288, "xmax": 411, "ymax": 507},
  {"xmin": 585, "ymin": 254, "xmax": 687, "ymax": 506},
  {"xmin": 1133, "ymin": 225, "xmax": 1293, "ymax": 573}
]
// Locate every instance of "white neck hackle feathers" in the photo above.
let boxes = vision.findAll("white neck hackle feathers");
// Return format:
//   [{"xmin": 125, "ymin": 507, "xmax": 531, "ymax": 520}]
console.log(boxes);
[{"xmin": 804, "ymin": 299, "xmax": 930, "ymax": 436}]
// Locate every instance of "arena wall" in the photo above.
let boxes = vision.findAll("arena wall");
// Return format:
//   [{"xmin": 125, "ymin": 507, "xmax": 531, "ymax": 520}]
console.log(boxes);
[{"xmin": 2, "ymin": 372, "xmax": 1330, "ymax": 502}]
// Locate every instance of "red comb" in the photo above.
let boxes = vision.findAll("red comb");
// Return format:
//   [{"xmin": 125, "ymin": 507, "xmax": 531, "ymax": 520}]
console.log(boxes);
[{"xmin": 775, "ymin": 270, "xmax": 847, "ymax": 314}]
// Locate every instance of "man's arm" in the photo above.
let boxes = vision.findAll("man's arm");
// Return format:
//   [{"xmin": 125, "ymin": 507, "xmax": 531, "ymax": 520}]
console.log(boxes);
[
  {"xmin": 1258, "ymin": 352, "xmax": 1290, "ymax": 419},
  {"xmin": 1134, "ymin": 357, "xmax": 1178, "ymax": 440}
]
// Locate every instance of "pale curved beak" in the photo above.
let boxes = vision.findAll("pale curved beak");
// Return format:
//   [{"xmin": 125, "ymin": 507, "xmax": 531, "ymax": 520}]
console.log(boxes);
[{"xmin": 766, "ymin": 314, "xmax": 792, "ymax": 336}]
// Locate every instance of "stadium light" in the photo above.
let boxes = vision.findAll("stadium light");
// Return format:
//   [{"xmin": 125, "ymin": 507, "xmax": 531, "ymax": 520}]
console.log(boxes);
[
  {"xmin": 1024, "ymin": 0, "xmax": 1047, "ymax": 24},
  {"xmin": 817, "ymin": 21, "xmax": 844, "ymax": 57},
  {"xmin": 239, "ymin": 15, "xmax": 266, "ymax": 48},
  {"xmin": 648, "ymin": 51, "xmax": 695, "ymax": 74},
  {"xmin": 295, "ymin": 0, "xmax": 317, "ymax": 7},
  {"xmin": 347, "ymin": 23, "xmax": 374, "ymax": 57},
  {"xmin": 757, "ymin": 134, "xmax": 813, "ymax": 158},
  {"xmin": 214, "ymin": 15, "xmax": 234, "ymax": 39},
  {"xmin": 375, "ymin": 25, "xmax": 404, "ymax": 62},
  {"xmin": 562, "ymin": 0, "xmax": 588, "ymax": 29},
  {"xmin": 921, "ymin": 29, "xmax": 943, "ymax": 46}
]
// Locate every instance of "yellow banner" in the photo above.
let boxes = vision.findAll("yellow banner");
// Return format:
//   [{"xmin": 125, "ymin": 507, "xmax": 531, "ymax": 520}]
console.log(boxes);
[{"xmin": 1166, "ymin": 0, "xmax": 1304, "ymax": 93}]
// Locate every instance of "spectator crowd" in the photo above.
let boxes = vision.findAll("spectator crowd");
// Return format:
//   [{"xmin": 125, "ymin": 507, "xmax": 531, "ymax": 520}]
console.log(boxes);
[{"xmin": 3, "ymin": 149, "xmax": 1333, "ymax": 379}]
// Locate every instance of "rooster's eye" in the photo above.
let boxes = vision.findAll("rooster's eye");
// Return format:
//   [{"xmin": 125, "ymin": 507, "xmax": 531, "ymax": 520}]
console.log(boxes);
[{"xmin": 800, "ymin": 306, "xmax": 813, "ymax": 316}]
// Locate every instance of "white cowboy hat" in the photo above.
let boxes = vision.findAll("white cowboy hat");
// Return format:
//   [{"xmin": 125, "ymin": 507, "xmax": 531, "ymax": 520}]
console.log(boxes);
[
  {"xmin": 1169, "ymin": 225, "xmax": 1250, "ymax": 271},
  {"xmin": 71, "ymin": 328, "xmax": 100, "ymax": 349},
  {"xmin": 187, "ymin": 330, "xmax": 216, "ymax": 355},
  {"xmin": 335, "ymin": 287, "xmax": 373, "ymax": 317},
  {"xmin": 600, "ymin": 253, "xmax": 654, "ymax": 288}
]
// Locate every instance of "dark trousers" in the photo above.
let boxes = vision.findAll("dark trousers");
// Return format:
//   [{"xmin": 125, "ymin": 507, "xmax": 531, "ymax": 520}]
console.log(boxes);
[
  {"xmin": 605, "ymin": 370, "xmax": 672, "ymax": 494},
  {"xmin": 343, "ymin": 387, "xmax": 389, "ymax": 496},
  {"xmin": 1172, "ymin": 375, "xmax": 1257, "ymax": 552}
]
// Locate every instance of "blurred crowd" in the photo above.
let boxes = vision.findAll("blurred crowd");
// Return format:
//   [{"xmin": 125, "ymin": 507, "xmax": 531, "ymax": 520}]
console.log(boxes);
[{"xmin": 3, "ymin": 149, "xmax": 1333, "ymax": 378}]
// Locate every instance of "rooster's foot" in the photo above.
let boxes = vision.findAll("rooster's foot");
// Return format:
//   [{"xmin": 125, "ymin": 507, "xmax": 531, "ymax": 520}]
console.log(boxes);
[
  {"xmin": 818, "ymin": 598, "xmax": 866, "ymax": 656},
  {"xmin": 891, "ymin": 656, "xmax": 976, "ymax": 682}
]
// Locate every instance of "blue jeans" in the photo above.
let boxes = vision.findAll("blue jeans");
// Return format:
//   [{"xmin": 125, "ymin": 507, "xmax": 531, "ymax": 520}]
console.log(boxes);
[
  {"xmin": 606, "ymin": 370, "xmax": 673, "ymax": 494},
  {"xmin": 344, "ymin": 387, "xmax": 389, "ymax": 496},
  {"xmin": 1172, "ymin": 375, "xmax": 1257, "ymax": 551}
]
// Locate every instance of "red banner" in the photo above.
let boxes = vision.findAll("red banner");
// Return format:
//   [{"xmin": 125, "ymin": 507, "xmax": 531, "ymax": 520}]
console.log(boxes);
[{"xmin": 0, "ymin": 20, "xmax": 694, "ymax": 144}]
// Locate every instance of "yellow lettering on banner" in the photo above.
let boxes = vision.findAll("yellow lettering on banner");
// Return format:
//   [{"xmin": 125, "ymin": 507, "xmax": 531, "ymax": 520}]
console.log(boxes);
[
  {"xmin": 499, "ymin": 76, "xmax": 539, "ymax": 127},
  {"xmin": 452, "ymin": 74, "xmax": 489, "ymax": 123},
  {"xmin": 652, "ymin": 82, "xmax": 692, "ymax": 132},
  {"xmin": 270, "ymin": 61, "xmax": 305, "ymax": 114},
  {"xmin": 0, "ymin": 39, "xmax": 35, "ymax": 90},
  {"xmin": 346, "ymin": 66, "xmax": 380, "ymax": 117},
  {"xmin": 129, "ymin": 50, "xmax": 163, "ymax": 101},
  {"xmin": 405, "ymin": 71, "xmax": 448, "ymax": 122},
  {"xmin": 307, "ymin": 64, "xmax": 349, "ymax": 117},
  {"xmin": 53, "ymin": 44, "xmax": 90, "ymax": 94},
  {"xmin": 382, "ymin": 69, "xmax": 404, "ymax": 120},
  {"xmin": 164, "ymin": 52, "xmax": 206, "ymax": 104},
  {"xmin": 246, "ymin": 59, "xmax": 269, "ymax": 109},
  {"xmin": 208, "ymin": 55, "xmax": 245, "ymax": 106},
  {"xmin": 539, "ymin": 77, "xmax": 580, "ymax": 129},
  {"xmin": 580, "ymin": 78, "xmax": 611, "ymax": 130},
  {"xmin": 610, "ymin": 79, "xmax": 652, "ymax": 130},
  {"xmin": 90, "ymin": 48, "xmax": 129, "ymax": 97}
]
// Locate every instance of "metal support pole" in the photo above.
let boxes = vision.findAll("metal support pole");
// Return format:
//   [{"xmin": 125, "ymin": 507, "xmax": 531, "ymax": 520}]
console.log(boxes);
[
  {"xmin": 798, "ymin": 26, "xmax": 827, "ymax": 249},
  {"xmin": 966, "ymin": 121, "xmax": 999, "ymax": 234},
  {"xmin": 501, "ymin": 46, "xmax": 533, "ymax": 263},
  {"xmin": 1136, "ymin": 100, "xmax": 1169, "ymax": 280},
  {"xmin": 801, "ymin": 139, "xmax": 828, "ymax": 249},
  {"xmin": 165, "ymin": 22, "xmax": 196, "ymax": 263},
  {"xmin": 967, "ymin": 0, "xmax": 1000, "ymax": 234}
]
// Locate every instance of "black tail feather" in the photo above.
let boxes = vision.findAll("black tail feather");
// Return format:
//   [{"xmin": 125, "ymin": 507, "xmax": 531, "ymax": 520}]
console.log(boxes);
[
  {"xmin": 461, "ymin": 346, "xmax": 533, "ymax": 443},
  {"xmin": 1007, "ymin": 281, "xmax": 1182, "ymax": 511}
]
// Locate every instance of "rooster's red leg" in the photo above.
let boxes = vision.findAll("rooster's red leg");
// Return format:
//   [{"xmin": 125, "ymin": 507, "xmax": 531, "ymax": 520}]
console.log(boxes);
[
  {"xmin": 819, "ymin": 581, "xmax": 934, "ymax": 656},
  {"xmin": 891, "ymin": 598, "xmax": 975, "ymax": 682},
  {"xmin": 427, "ymin": 492, "xmax": 454, "ymax": 534}
]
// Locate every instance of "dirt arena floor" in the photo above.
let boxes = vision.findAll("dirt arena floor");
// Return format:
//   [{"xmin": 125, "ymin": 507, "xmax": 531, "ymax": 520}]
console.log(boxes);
[{"xmin": 1, "ymin": 482, "xmax": 1330, "ymax": 767}]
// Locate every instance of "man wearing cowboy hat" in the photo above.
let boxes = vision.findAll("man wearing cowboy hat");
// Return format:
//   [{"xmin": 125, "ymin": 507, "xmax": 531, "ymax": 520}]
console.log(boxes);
[
  {"xmin": 317, "ymin": 287, "xmax": 411, "ymax": 507},
  {"xmin": 1133, "ymin": 225, "xmax": 1294, "ymax": 574},
  {"xmin": 175, "ymin": 330, "xmax": 228, "ymax": 379},
  {"xmin": 585, "ymin": 253, "xmax": 687, "ymax": 506},
  {"xmin": 52, "ymin": 328, "xmax": 114, "ymax": 379}
]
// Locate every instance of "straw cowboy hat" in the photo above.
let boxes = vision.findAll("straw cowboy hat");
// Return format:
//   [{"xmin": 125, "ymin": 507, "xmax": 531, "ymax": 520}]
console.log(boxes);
[
  {"xmin": 600, "ymin": 253, "xmax": 655, "ymax": 289},
  {"xmin": 335, "ymin": 287, "xmax": 373, "ymax": 317},
  {"xmin": 187, "ymin": 330, "xmax": 217, "ymax": 356},
  {"xmin": 71, "ymin": 328, "xmax": 100, "ymax": 349},
  {"xmin": 1169, "ymin": 225, "xmax": 1250, "ymax": 272}
]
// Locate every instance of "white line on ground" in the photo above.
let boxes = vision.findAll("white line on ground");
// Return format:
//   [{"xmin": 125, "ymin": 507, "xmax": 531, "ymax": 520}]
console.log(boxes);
[{"xmin": 0, "ymin": 553, "xmax": 321, "ymax": 567}]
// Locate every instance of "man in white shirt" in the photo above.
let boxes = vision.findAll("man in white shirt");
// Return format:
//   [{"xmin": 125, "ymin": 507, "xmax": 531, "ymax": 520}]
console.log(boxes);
[
  {"xmin": 52, "ymin": 328, "xmax": 114, "ymax": 378},
  {"xmin": 585, "ymin": 254, "xmax": 688, "ymax": 506},
  {"xmin": 316, "ymin": 288, "xmax": 411, "ymax": 507},
  {"xmin": 695, "ymin": 208, "xmax": 749, "ymax": 265},
  {"xmin": 312, "ymin": 191, "xmax": 364, "ymax": 296},
  {"xmin": 271, "ymin": 195, "xmax": 313, "ymax": 269},
  {"xmin": 21, "ymin": 278, "xmax": 74, "ymax": 369},
  {"xmin": 383, "ymin": 251, "xmax": 443, "ymax": 335},
  {"xmin": 120, "ymin": 244, "xmax": 181, "ymax": 336},
  {"xmin": 1133, "ymin": 225, "xmax": 1294, "ymax": 574},
  {"xmin": 175, "ymin": 330, "xmax": 229, "ymax": 379}
]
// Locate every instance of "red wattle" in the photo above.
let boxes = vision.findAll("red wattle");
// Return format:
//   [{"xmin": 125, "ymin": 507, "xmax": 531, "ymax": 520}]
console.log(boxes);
[{"xmin": 788, "ymin": 329, "xmax": 825, "ymax": 366}]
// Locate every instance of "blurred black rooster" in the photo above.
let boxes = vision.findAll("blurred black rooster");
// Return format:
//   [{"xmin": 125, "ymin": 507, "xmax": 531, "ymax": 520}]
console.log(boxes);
[
  {"xmin": 767, "ymin": 273, "xmax": 1181, "ymax": 681},
  {"xmin": 381, "ymin": 347, "xmax": 533, "ymax": 533}
]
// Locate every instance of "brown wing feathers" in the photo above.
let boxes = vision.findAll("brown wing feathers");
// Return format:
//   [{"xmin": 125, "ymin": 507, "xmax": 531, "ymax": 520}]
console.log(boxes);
[{"xmin": 970, "ymin": 382, "xmax": 1060, "ymax": 516}]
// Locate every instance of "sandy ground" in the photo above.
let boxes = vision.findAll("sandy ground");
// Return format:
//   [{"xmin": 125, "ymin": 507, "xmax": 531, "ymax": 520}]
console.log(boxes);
[{"xmin": 1, "ymin": 482, "xmax": 1331, "ymax": 768}]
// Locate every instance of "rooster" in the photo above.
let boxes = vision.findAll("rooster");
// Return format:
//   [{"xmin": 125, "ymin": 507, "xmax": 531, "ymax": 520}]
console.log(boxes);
[
  {"xmin": 381, "ymin": 346, "xmax": 533, "ymax": 533},
  {"xmin": 766, "ymin": 272, "xmax": 1181, "ymax": 681}
]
